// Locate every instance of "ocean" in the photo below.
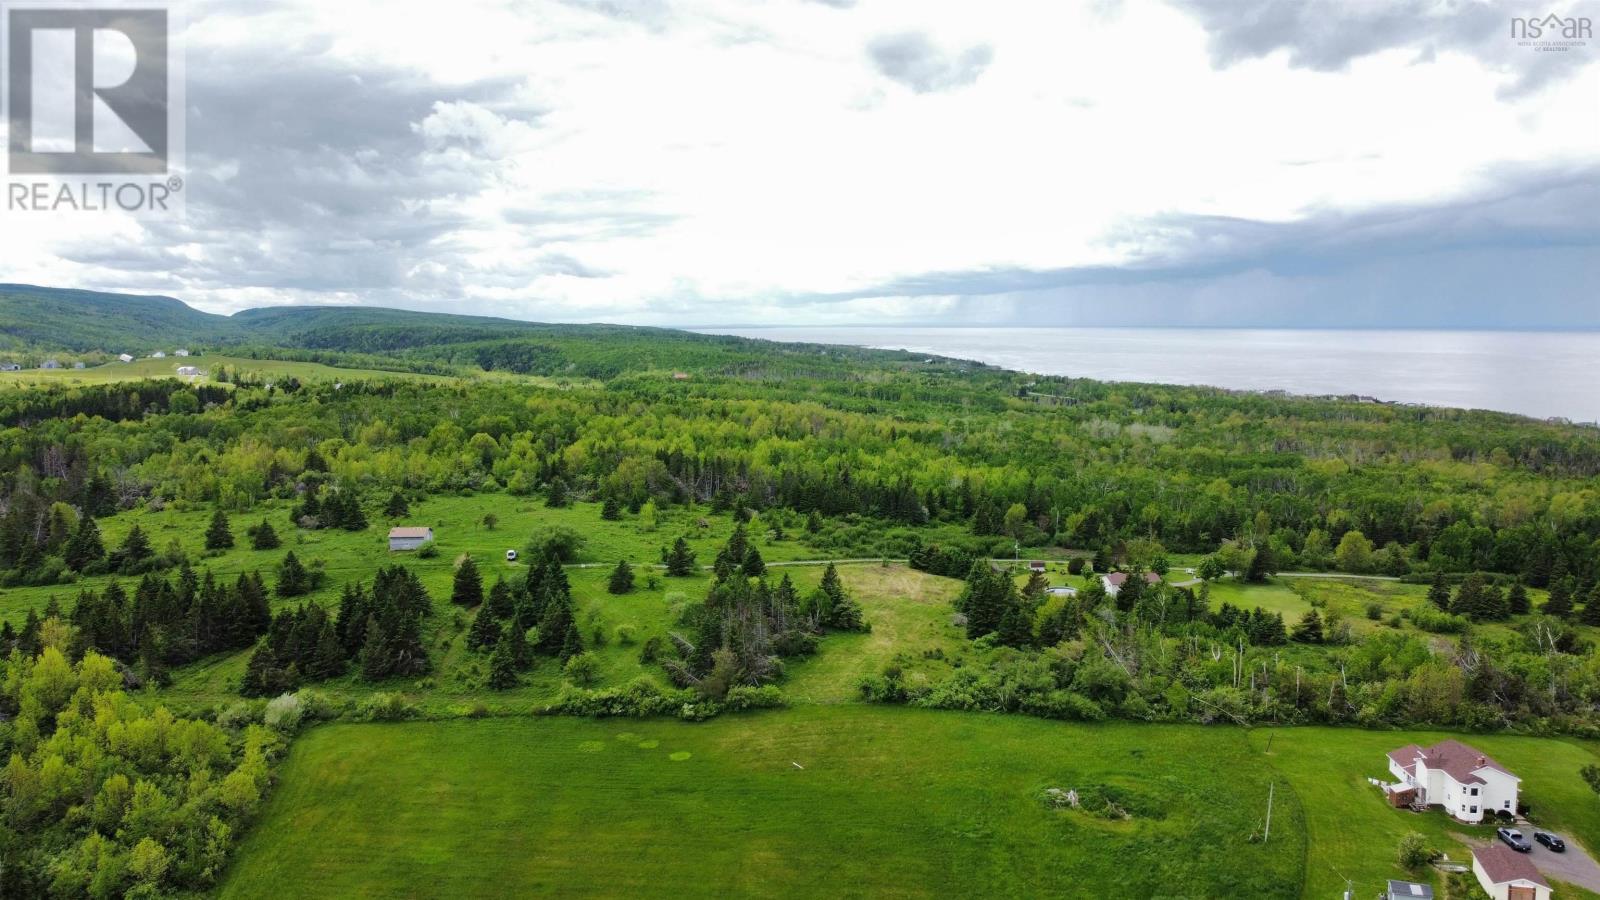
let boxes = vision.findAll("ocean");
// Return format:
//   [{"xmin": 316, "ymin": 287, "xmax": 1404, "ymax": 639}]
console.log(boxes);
[{"xmin": 699, "ymin": 327, "xmax": 1600, "ymax": 423}]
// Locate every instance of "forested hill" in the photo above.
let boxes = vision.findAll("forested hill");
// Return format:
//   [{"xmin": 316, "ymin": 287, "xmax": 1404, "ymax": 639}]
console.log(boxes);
[{"xmin": 0, "ymin": 283, "xmax": 969, "ymax": 379}]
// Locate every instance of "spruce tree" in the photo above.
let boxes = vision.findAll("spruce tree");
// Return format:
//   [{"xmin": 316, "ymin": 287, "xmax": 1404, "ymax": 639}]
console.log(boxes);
[
  {"xmin": 310, "ymin": 619, "xmax": 346, "ymax": 679},
  {"xmin": 505, "ymin": 619, "xmax": 533, "ymax": 669},
  {"xmin": 741, "ymin": 546, "xmax": 766, "ymax": 577},
  {"xmin": 277, "ymin": 551, "xmax": 311, "ymax": 598},
  {"xmin": 64, "ymin": 515, "xmax": 105, "ymax": 571},
  {"xmin": 487, "ymin": 637, "xmax": 519, "ymax": 689},
  {"xmin": 485, "ymin": 577, "xmax": 514, "ymax": 620},
  {"xmin": 114, "ymin": 524, "xmax": 153, "ymax": 574},
  {"xmin": 1579, "ymin": 585, "xmax": 1600, "ymax": 627},
  {"xmin": 663, "ymin": 536, "xmax": 697, "ymax": 576},
  {"xmin": 249, "ymin": 519, "xmax": 280, "ymax": 550},
  {"xmin": 996, "ymin": 600, "xmax": 1031, "ymax": 648},
  {"xmin": 1545, "ymin": 579, "xmax": 1574, "ymax": 618},
  {"xmin": 452, "ymin": 556, "xmax": 484, "ymax": 607},
  {"xmin": 600, "ymin": 496, "xmax": 623, "ymax": 521},
  {"xmin": 608, "ymin": 559, "xmax": 634, "ymax": 595},
  {"xmin": 205, "ymin": 508, "xmax": 234, "ymax": 550},
  {"xmin": 384, "ymin": 491, "xmax": 410, "ymax": 518},
  {"xmin": 545, "ymin": 477, "xmax": 569, "ymax": 508},
  {"xmin": 1427, "ymin": 572, "xmax": 1451, "ymax": 611},
  {"xmin": 1291, "ymin": 609, "xmax": 1324, "ymax": 644},
  {"xmin": 1507, "ymin": 580, "xmax": 1531, "ymax": 616},
  {"xmin": 467, "ymin": 606, "xmax": 502, "ymax": 652}
]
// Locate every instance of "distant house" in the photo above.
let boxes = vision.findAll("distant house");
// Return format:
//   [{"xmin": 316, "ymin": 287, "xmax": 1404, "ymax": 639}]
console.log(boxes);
[
  {"xmin": 1385, "ymin": 740, "xmax": 1519, "ymax": 822},
  {"xmin": 176, "ymin": 366, "xmax": 200, "ymax": 377},
  {"xmin": 1386, "ymin": 881, "xmax": 1433, "ymax": 900},
  {"xmin": 40, "ymin": 359, "xmax": 60, "ymax": 369},
  {"xmin": 72, "ymin": 361, "xmax": 85, "ymax": 369},
  {"xmin": 1471, "ymin": 844, "xmax": 1550, "ymax": 900},
  {"xmin": 388, "ymin": 526, "xmax": 433, "ymax": 551},
  {"xmin": 174, "ymin": 349, "xmax": 190, "ymax": 357},
  {"xmin": 1028, "ymin": 561, "xmax": 1047, "ymax": 574},
  {"xmin": 0, "ymin": 363, "xmax": 19, "ymax": 372},
  {"xmin": 117, "ymin": 353, "xmax": 134, "ymax": 363},
  {"xmin": 671, "ymin": 371, "xmax": 690, "ymax": 380},
  {"xmin": 151, "ymin": 351, "xmax": 166, "ymax": 359},
  {"xmin": 1101, "ymin": 571, "xmax": 1161, "ymax": 597}
]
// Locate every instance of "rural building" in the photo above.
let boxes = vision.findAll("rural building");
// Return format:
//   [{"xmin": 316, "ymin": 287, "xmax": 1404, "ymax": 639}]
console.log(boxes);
[
  {"xmin": 1384, "ymin": 740, "xmax": 1519, "ymax": 822},
  {"xmin": 40, "ymin": 359, "xmax": 60, "ymax": 369},
  {"xmin": 0, "ymin": 363, "xmax": 19, "ymax": 372},
  {"xmin": 174, "ymin": 348, "xmax": 190, "ymax": 357},
  {"xmin": 1385, "ymin": 881, "xmax": 1433, "ymax": 900},
  {"xmin": 1028, "ymin": 561, "xmax": 1047, "ymax": 574},
  {"xmin": 151, "ymin": 351, "xmax": 166, "ymax": 359},
  {"xmin": 176, "ymin": 366, "xmax": 200, "ymax": 377},
  {"xmin": 1471, "ymin": 844, "xmax": 1550, "ymax": 900},
  {"xmin": 118, "ymin": 353, "xmax": 134, "ymax": 362},
  {"xmin": 388, "ymin": 526, "xmax": 434, "ymax": 551},
  {"xmin": 1101, "ymin": 571, "xmax": 1161, "ymax": 597}
]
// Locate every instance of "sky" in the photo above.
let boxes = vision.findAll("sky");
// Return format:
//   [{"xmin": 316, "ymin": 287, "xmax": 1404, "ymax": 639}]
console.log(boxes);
[{"xmin": 3, "ymin": 0, "xmax": 1598, "ymax": 328}]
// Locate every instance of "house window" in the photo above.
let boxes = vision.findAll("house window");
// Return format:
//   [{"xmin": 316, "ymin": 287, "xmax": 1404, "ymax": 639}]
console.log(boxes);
[
  {"xmin": 1470, "ymin": 806, "xmax": 1478, "ymax": 814},
  {"xmin": 1470, "ymin": 787, "xmax": 1479, "ymax": 796},
  {"xmin": 1504, "ymin": 801, "xmax": 1511, "ymax": 809}
]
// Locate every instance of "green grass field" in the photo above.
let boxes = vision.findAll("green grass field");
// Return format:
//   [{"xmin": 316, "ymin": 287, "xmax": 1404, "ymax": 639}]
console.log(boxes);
[
  {"xmin": 219, "ymin": 706, "xmax": 1600, "ymax": 900},
  {"xmin": 220, "ymin": 707, "xmax": 1302, "ymax": 900}
]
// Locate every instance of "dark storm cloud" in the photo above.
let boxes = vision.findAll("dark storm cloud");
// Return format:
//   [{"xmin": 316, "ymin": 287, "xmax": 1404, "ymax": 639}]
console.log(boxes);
[
  {"xmin": 867, "ymin": 32, "xmax": 993, "ymax": 93},
  {"xmin": 1167, "ymin": 0, "xmax": 1590, "ymax": 96}
]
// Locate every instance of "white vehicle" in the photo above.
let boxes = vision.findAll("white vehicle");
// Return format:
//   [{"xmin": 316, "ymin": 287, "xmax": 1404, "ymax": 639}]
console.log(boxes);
[{"xmin": 506, "ymin": 549, "xmax": 518, "ymax": 562}]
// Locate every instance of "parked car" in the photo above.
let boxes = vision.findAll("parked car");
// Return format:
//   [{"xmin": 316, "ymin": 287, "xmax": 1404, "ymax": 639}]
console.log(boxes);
[
  {"xmin": 1497, "ymin": 828, "xmax": 1532, "ymax": 852},
  {"xmin": 505, "ymin": 549, "xmax": 518, "ymax": 562},
  {"xmin": 1535, "ymin": 831, "xmax": 1566, "ymax": 852}
]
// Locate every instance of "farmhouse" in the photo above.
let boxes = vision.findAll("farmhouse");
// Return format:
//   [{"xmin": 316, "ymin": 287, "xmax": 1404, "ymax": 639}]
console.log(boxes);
[
  {"xmin": 1384, "ymin": 740, "xmax": 1519, "ymax": 822},
  {"xmin": 151, "ymin": 351, "xmax": 166, "ymax": 359},
  {"xmin": 118, "ymin": 353, "xmax": 134, "ymax": 362},
  {"xmin": 1101, "ymin": 571, "xmax": 1161, "ymax": 597},
  {"xmin": 1471, "ymin": 844, "xmax": 1550, "ymax": 900},
  {"xmin": 388, "ymin": 526, "xmax": 433, "ymax": 551},
  {"xmin": 176, "ymin": 366, "xmax": 200, "ymax": 377},
  {"xmin": 174, "ymin": 348, "xmax": 190, "ymax": 357}
]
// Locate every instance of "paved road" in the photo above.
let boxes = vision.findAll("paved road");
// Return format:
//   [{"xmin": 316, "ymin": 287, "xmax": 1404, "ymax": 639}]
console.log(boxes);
[{"xmin": 1464, "ymin": 833, "xmax": 1600, "ymax": 894}]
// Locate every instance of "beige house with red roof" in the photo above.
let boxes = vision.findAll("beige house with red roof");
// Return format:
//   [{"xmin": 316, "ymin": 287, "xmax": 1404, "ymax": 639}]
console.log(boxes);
[
  {"xmin": 1471, "ymin": 844, "xmax": 1550, "ymax": 900},
  {"xmin": 1385, "ymin": 740, "xmax": 1519, "ymax": 823},
  {"xmin": 1100, "ymin": 571, "xmax": 1161, "ymax": 597}
]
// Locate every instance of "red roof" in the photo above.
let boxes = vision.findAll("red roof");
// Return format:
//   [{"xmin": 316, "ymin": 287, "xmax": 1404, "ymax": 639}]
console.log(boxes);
[
  {"xmin": 1473, "ymin": 845, "xmax": 1548, "ymax": 887},
  {"xmin": 1386, "ymin": 740, "xmax": 1516, "ymax": 786}
]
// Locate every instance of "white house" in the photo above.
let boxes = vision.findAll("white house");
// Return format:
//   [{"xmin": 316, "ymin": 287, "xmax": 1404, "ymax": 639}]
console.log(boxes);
[
  {"xmin": 1101, "ymin": 571, "xmax": 1161, "ymax": 597},
  {"xmin": 1471, "ymin": 844, "xmax": 1550, "ymax": 900},
  {"xmin": 118, "ymin": 353, "xmax": 134, "ymax": 363},
  {"xmin": 176, "ymin": 366, "xmax": 200, "ymax": 377},
  {"xmin": 1385, "ymin": 740, "xmax": 1519, "ymax": 822},
  {"xmin": 0, "ymin": 363, "xmax": 20, "ymax": 372},
  {"xmin": 151, "ymin": 351, "xmax": 166, "ymax": 359},
  {"xmin": 388, "ymin": 526, "xmax": 433, "ymax": 551},
  {"xmin": 174, "ymin": 348, "xmax": 190, "ymax": 357}
]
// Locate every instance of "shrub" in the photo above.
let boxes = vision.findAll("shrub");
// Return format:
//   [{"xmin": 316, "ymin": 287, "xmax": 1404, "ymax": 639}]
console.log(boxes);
[
  {"xmin": 263, "ymin": 693, "xmax": 305, "ymax": 734},
  {"xmin": 563, "ymin": 652, "xmax": 601, "ymax": 686},
  {"xmin": 1396, "ymin": 831, "xmax": 1433, "ymax": 870},
  {"xmin": 358, "ymin": 692, "xmax": 418, "ymax": 721},
  {"xmin": 614, "ymin": 623, "xmax": 638, "ymax": 646},
  {"xmin": 723, "ymin": 685, "xmax": 786, "ymax": 710},
  {"xmin": 417, "ymin": 540, "xmax": 439, "ymax": 559}
]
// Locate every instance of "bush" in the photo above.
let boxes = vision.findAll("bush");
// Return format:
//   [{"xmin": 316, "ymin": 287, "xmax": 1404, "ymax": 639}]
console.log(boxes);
[
  {"xmin": 723, "ymin": 685, "xmax": 786, "ymax": 710},
  {"xmin": 263, "ymin": 693, "xmax": 305, "ymax": 734},
  {"xmin": 563, "ymin": 652, "xmax": 601, "ymax": 686},
  {"xmin": 1409, "ymin": 606, "xmax": 1469, "ymax": 634},
  {"xmin": 614, "ymin": 623, "xmax": 638, "ymax": 646},
  {"xmin": 527, "ymin": 524, "xmax": 586, "ymax": 562},
  {"xmin": 1365, "ymin": 602, "xmax": 1383, "ymax": 620},
  {"xmin": 357, "ymin": 692, "xmax": 418, "ymax": 721},
  {"xmin": 416, "ymin": 540, "xmax": 439, "ymax": 559},
  {"xmin": 1396, "ymin": 831, "xmax": 1433, "ymax": 870}
]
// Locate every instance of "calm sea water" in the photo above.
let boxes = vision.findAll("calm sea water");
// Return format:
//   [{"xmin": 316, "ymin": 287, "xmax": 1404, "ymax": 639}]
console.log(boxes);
[{"xmin": 700, "ymin": 327, "xmax": 1600, "ymax": 423}]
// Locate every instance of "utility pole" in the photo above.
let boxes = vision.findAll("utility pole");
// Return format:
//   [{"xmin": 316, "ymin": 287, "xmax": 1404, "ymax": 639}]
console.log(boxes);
[{"xmin": 1263, "ymin": 782, "xmax": 1275, "ymax": 842}]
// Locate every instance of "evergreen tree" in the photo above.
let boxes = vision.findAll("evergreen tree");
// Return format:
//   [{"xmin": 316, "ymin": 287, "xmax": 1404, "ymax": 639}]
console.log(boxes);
[
  {"xmin": 112, "ymin": 524, "xmax": 153, "ymax": 574},
  {"xmin": 537, "ymin": 588, "xmax": 577, "ymax": 657},
  {"xmin": 608, "ymin": 559, "xmax": 635, "ymax": 594},
  {"xmin": 1245, "ymin": 545, "xmax": 1274, "ymax": 583},
  {"xmin": 485, "ymin": 577, "xmax": 515, "ymax": 620},
  {"xmin": 1579, "ymin": 585, "xmax": 1600, "ymax": 627},
  {"xmin": 662, "ymin": 536, "xmax": 697, "ymax": 576},
  {"xmin": 451, "ymin": 556, "xmax": 484, "ymax": 607},
  {"xmin": 741, "ymin": 546, "xmax": 766, "ymax": 577},
  {"xmin": 504, "ymin": 618, "xmax": 533, "ymax": 670},
  {"xmin": 276, "ymin": 551, "xmax": 312, "ymax": 598},
  {"xmin": 487, "ymin": 637, "xmax": 519, "ymax": 689},
  {"xmin": 996, "ymin": 601, "xmax": 1032, "ymax": 648},
  {"xmin": 384, "ymin": 491, "xmax": 410, "ymax": 518},
  {"xmin": 249, "ymin": 519, "xmax": 280, "ymax": 550},
  {"xmin": 1291, "ymin": 609, "xmax": 1324, "ymax": 644},
  {"xmin": 358, "ymin": 616, "xmax": 389, "ymax": 681},
  {"xmin": 64, "ymin": 514, "xmax": 105, "ymax": 571},
  {"xmin": 546, "ymin": 477, "xmax": 569, "ymax": 508},
  {"xmin": 1507, "ymin": 580, "xmax": 1531, "ymax": 616},
  {"xmin": 467, "ymin": 606, "xmax": 502, "ymax": 652},
  {"xmin": 1544, "ymin": 579, "xmax": 1574, "ymax": 618},
  {"xmin": 600, "ymin": 496, "xmax": 623, "ymax": 521},
  {"xmin": 1427, "ymin": 572, "xmax": 1452, "ymax": 612},
  {"xmin": 204, "ymin": 508, "xmax": 234, "ymax": 550},
  {"xmin": 309, "ymin": 619, "xmax": 346, "ymax": 679},
  {"xmin": 339, "ymin": 491, "xmax": 368, "ymax": 531}
]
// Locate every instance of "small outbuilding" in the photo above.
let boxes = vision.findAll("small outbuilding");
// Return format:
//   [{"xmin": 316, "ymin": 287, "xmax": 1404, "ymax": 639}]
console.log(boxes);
[
  {"xmin": 1385, "ymin": 881, "xmax": 1433, "ymax": 900},
  {"xmin": 1471, "ymin": 844, "xmax": 1550, "ymax": 900},
  {"xmin": 174, "ymin": 348, "xmax": 190, "ymax": 357},
  {"xmin": 388, "ymin": 526, "xmax": 434, "ymax": 551},
  {"xmin": 118, "ymin": 354, "xmax": 134, "ymax": 363},
  {"xmin": 1028, "ymin": 560, "xmax": 1047, "ymax": 574},
  {"xmin": 0, "ymin": 363, "xmax": 20, "ymax": 372},
  {"xmin": 151, "ymin": 351, "xmax": 166, "ymax": 359},
  {"xmin": 176, "ymin": 366, "xmax": 200, "ymax": 377}
]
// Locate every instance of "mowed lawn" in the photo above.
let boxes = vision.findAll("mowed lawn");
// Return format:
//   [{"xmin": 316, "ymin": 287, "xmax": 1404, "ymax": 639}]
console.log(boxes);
[{"xmin": 220, "ymin": 707, "xmax": 1302, "ymax": 900}]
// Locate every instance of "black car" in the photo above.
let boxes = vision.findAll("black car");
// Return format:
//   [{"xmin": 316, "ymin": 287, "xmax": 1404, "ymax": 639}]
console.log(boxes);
[
  {"xmin": 1498, "ymin": 828, "xmax": 1532, "ymax": 852},
  {"xmin": 1535, "ymin": 831, "xmax": 1567, "ymax": 852}
]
